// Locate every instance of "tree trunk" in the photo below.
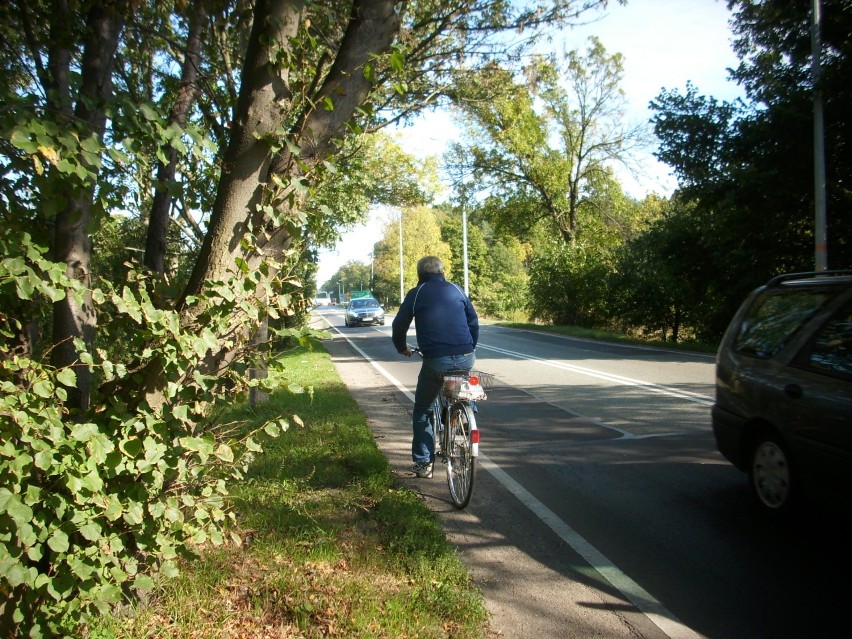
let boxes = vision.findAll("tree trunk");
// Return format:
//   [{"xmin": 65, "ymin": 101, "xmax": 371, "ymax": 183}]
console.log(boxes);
[
  {"xmin": 180, "ymin": 0, "xmax": 304, "ymax": 304},
  {"xmin": 144, "ymin": 1, "xmax": 206, "ymax": 277},
  {"xmin": 49, "ymin": 1, "xmax": 125, "ymax": 412}
]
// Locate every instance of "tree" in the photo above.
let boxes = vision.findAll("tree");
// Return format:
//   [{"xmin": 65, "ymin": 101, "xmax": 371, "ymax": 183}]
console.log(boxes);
[
  {"xmin": 371, "ymin": 206, "xmax": 452, "ymax": 304},
  {"xmin": 610, "ymin": 195, "xmax": 709, "ymax": 342},
  {"xmin": 477, "ymin": 232, "xmax": 531, "ymax": 320},
  {"xmin": 649, "ymin": 0, "xmax": 852, "ymax": 337},
  {"xmin": 322, "ymin": 260, "xmax": 373, "ymax": 301},
  {"xmin": 448, "ymin": 37, "xmax": 647, "ymax": 245}
]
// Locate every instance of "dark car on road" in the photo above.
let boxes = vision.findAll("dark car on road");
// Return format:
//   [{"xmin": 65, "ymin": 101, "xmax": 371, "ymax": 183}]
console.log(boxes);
[
  {"xmin": 344, "ymin": 297, "xmax": 385, "ymax": 327},
  {"xmin": 712, "ymin": 271, "xmax": 852, "ymax": 515}
]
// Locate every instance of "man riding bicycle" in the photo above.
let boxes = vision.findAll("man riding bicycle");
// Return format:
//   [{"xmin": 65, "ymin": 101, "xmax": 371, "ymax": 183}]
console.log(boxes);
[{"xmin": 392, "ymin": 256, "xmax": 479, "ymax": 478}]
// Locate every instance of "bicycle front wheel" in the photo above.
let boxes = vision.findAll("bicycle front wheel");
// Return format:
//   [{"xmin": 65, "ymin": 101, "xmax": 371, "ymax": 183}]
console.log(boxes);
[{"xmin": 446, "ymin": 403, "xmax": 476, "ymax": 508}]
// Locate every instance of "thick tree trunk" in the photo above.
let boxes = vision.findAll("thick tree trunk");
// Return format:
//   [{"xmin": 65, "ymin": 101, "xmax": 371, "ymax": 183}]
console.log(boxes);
[
  {"xmin": 180, "ymin": 0, "xmax": 304, "ymax": 304},
  {"xmin": 49, "ymin": 1, "xmax": 125, "ymax": 412},
  {"xmin": 144, "ymin": 1, "xmax": 206, "ymax": 276},
  {"xmin": 182, "ymin": 0, "xmax": 402, "ymax": 303}
]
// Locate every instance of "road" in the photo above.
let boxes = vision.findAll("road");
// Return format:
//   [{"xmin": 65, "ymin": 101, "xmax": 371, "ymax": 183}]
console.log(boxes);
[{"xmin": 311, "ymin": 307, "xmax": 852, "ymax": 639}]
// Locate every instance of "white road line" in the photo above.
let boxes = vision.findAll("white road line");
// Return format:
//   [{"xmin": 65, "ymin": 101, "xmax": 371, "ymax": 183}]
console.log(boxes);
[
  {"xmin": 317, "ymin": 312, "xmax": 705, "ymax": 639},
  {"xmin": 478, "ymin": 343, "xmax": 714, "ymax": 406}
]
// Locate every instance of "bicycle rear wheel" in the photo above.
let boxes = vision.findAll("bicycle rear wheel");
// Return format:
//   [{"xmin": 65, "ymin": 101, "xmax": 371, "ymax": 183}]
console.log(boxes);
[
  {"xmin": 446, "ymin": 403, "xmax": 476, "ymax": 508},
  {"xmin": 430, "ymin": 397, "xmax": 444, "ymax": 457}
]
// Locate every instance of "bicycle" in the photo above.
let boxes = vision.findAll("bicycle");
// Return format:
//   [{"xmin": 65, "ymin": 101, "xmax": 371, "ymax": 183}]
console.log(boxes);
[{"xmin": 411, "ymin": 347, "xmax": 493, "ymax": 509}]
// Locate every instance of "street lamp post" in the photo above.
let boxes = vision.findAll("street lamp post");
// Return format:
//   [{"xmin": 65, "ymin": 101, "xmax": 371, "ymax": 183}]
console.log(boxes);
[
  {"xmin": 811, "ymin": 0, "xmax": 827, "ymax": 270},
  {"xmin": 398, "ymin": 211, "xmax": 404, "ymax": 303},
  {"xmin": 462, "ymin": 207, "xmax": 470, "ymax": 296}
]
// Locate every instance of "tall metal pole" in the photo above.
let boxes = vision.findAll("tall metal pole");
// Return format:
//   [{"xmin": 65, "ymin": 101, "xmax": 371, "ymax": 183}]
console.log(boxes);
[
  {"xmin": 462, "ymin": 207, "xmax": 470, "ymax": 296},
  {"xmin": 398, "ymin": 212, "xmax": 405, "ymax": 303},
  {"xmin": 812, "ymin": 0, "xmax": 828, "ymax": 270}
]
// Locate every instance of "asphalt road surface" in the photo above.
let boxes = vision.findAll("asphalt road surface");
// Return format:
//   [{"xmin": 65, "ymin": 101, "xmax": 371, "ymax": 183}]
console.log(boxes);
[{"xmin": 311, "ymin": 307, "xmax": 852, "ymax": 639}]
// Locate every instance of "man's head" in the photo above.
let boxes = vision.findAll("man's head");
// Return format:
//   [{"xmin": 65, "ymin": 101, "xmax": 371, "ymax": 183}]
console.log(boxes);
[{"xmin": 417, "ymin": 256, "xmax": 444, "ymax": 280}]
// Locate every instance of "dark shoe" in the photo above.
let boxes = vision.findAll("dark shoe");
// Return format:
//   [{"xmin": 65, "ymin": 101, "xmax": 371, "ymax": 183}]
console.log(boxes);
[{"xmin": 412, "ymin": 462, "xmax": 433, "ymax": 478}]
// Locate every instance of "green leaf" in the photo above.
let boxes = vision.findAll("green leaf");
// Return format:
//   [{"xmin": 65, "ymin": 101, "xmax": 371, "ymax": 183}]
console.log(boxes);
[
  {"xmin": 363, "ymin": 61, "xmax": 376, "ymax": 82},
  {"xmin": 56, "ymin": 367, "xmax": 77, "ymax": 387},
  {"xmin": 123, "ymin": 501, "xmax": 144, "ymax": 525},
  {"xmin": 34, "ymin": 449, "xmax": 55, "ymax": 470},
  {"xmin": 120, "ymin": 437, "xmax": 143, "ymax": 458},
  {"xmin": 390, "ymin": 51, "xmax": 405, "ymax": 73},
  {"xmin": 139, "ymin": 103, "xmax": 159, "ymax": 121},
  {"xmin": 104, "ymin": 495, "xmax": 123, "ymax": 521},
  {"xmin": 134, "ymin": 574, "xmax": 155, "ymax": 590},
  {"xmin": 15, "ymin": 275, "xmax": 35, "ymax": 300},
  {"xmin": 32, "ymin": 379, "xmax": 53, "ymax": 398},
  {"xmin": 78, "ymin": 521, "xmax": 101, "ymax": 541},
  {"xmin": 0, "ymin": 489, "xmax": 34, "ymax": 524},
  {"xmin": 180, "ymin": 436, "xmax": 215, "ymax": 456},
  {"xmin": 214, "ymin": 444, "xmax": 234, "ymax": 463},
  {"xmin": 10, "ymin": 129, "xmax": 38, "ymax": 154},
  {"xmin": 47, "ymin": 529, "xmax": 70, "ymax": 553},
  {"xmin": 71, "ymin": 423, "xmax": 99, "ymax": 442},
  {"xmin": 88, "ymin": 433, "xmax": 115, "ymax": 463},
  {"xmin": 16, "ymin": 522, "xmax": 37, "ymax": 547},
  {"xmin": 0, "ymin": 557, "xmax": 34, "ymax": 587},
  {"xmin": 81, "ymin": 469, "xmax": 104, "ymax": 493},
  {"xmin": 264, "ymin": 422, "xmax": 281, "ymax": 437},
  {"xmin": 161, "ymin": 560, "xmax": 180, "ymax": 578}
]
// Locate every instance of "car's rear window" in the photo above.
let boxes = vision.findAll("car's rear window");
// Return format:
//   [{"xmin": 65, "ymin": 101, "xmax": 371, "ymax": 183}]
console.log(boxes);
[{"xmin": 734, "ymin": 290, "xmax": 832, "ymax": 358}]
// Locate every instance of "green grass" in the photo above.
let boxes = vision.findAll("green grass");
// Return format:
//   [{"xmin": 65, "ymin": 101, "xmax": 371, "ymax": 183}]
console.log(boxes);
[
  {"xmin": 496, "ymin": 321, "xmax": 719, "ymax": 354},
  {"xmin": 88, "ymin": 345, "xmax": 489, "ymax": 639}
]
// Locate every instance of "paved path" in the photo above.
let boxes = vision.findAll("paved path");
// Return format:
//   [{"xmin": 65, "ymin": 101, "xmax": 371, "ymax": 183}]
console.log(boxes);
[{"xmin": 323, "ymin": 334, "xmax": 668, "ymax": 639}]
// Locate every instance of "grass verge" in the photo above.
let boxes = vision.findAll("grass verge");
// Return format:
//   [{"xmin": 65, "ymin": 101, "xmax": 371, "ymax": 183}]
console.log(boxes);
[
  {"xmin": 495, "ymin": 322, "xmax": 718, "ymax": 354},
  {"xmin": 88, "ymin": 344, "xmax": 489, "ymax": 638}
]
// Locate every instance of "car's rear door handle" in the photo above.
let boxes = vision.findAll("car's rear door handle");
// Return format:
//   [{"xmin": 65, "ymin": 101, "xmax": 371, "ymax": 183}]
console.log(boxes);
[{"xmin": 784, "ymin": 383, "xmax": 803, "ymax": 399}]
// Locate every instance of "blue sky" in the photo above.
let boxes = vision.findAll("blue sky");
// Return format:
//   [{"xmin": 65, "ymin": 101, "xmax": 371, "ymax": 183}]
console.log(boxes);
[{"xmin": 317, "ymin": 0, "xmax": 744, "ymax": 288}]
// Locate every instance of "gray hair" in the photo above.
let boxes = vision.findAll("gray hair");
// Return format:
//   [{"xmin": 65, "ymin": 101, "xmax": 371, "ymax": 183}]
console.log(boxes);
[{"xmin": 416, "ymin": 256, "xmax": 444, "ymax": 279}]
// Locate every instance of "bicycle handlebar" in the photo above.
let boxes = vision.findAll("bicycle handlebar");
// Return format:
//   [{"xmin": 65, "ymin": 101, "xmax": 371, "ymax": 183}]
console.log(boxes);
[{"xmin": 407, "ymin": 345, "xmax": 423, "ymax": 358}]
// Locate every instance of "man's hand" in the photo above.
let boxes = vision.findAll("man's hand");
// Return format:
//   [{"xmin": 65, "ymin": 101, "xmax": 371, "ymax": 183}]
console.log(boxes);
[{"xmin": 401, "ymin": 347, "xmax": 412, "ymax": 357}]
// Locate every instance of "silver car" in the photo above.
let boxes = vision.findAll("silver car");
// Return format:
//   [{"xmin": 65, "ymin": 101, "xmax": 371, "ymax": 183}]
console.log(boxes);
[{"xmin": 344, "ymin": 297, "xmax": 385, "ymax": 327}]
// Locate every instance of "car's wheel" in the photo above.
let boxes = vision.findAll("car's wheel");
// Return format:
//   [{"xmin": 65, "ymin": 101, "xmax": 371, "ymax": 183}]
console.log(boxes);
[{"xmin": 749, "ymin": 432, "xmax": 796, "ymax": 516}]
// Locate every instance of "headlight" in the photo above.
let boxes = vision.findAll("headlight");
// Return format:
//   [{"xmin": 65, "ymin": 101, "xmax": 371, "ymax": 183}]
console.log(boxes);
[{"xmin": 347, "ymin": 311, "xmax": 358, "ymax": 317}]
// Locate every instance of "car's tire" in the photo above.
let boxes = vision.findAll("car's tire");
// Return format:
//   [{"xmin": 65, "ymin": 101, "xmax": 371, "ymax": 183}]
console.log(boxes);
[{"xmin": 749, "ymin": 431, "xmax": 796, "ymax": 516}]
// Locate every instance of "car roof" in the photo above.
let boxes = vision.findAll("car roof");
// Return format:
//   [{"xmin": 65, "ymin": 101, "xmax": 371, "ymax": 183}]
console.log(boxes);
[{"xmin": 765, "ymin": 270, "xmax": 852, "ymax": 288}]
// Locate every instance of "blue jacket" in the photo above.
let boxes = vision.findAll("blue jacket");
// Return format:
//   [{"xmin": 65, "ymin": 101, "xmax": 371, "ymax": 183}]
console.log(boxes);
[{"xmin": 392, "ymin": 273, "xmax": 479, "ymax": 358}]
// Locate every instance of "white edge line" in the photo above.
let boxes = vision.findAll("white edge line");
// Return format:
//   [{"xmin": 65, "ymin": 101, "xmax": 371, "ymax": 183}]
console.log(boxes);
[
  {"xmin": 316, "ymin": 311, "xmax": 705, "ymax": 639},
  {"xmin": 317, "ymin": 312, "xmax": 415, "ymax": 402},
  {"xmin": 478, "ymin": 343, "xmax": 714, "ymax": 407},
  {"xmin": 479, "ymin": 455, "xmax": 704, "ymax": 639}
]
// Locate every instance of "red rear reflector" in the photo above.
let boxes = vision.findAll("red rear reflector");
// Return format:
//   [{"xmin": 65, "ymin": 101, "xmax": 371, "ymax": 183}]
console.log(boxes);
[
  {"xmin": 469, "ymin": 375, "xmax": 479, "ymax": 385},
  {"xmin": 470, "ymin": 430, "xmax": 480, "ymax": 443}
]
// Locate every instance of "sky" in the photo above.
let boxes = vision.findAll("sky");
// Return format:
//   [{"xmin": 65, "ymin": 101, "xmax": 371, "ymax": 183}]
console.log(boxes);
[{"xmin": 316, "ymin": 0, "xmax": 745, "ymax": 289}]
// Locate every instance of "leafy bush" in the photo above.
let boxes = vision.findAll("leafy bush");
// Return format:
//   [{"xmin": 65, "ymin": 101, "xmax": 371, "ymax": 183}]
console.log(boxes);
[
  {"xmin": 0, "ymin": 232, "xmax": 307, "ymax": 637},
  {"xmin": 527, "ymin": 241, "xmax": 612, "ymax": 327}
]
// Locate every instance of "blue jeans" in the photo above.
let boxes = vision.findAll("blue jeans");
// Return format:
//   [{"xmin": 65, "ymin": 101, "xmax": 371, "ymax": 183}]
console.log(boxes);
[{"xmin": 412, "ymin": 352, "xmax": 476, "ymax": 463}]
